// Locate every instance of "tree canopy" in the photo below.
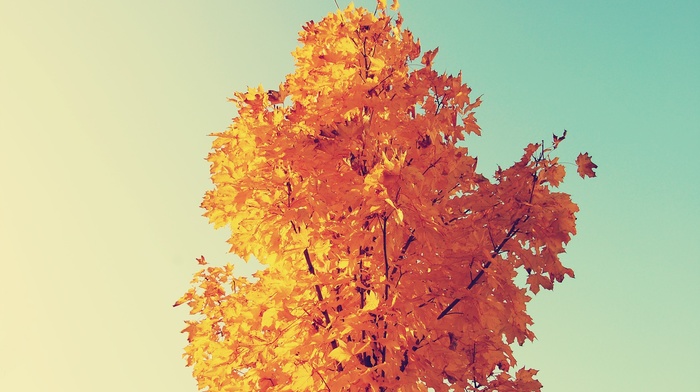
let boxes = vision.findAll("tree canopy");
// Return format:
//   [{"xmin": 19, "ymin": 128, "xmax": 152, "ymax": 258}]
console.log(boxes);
[{"xmin": 175, "ymin": 2, "xmax": 596, "ymax": 391}]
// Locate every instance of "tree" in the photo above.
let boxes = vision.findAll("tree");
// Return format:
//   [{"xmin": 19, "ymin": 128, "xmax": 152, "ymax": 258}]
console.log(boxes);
[{"xmin": 174, "ymin": 2, "xmax": 596, "ymax": 391}]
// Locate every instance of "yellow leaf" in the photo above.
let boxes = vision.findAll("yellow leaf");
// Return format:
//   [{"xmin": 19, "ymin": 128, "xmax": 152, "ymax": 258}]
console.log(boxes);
[
  {"xmin": 395, "ymin": 207, "xmax": 404, "ymax": 223},
  {"xmin": 329, "ymin": 346, "xmax": 353, "ymax": 363},
  {"xmin": 365, "ymin": 291, "xmax": 379, "ymax": 311},
  {"xmin": 261, "ymin": 308, "xmax": 277, "ymax": 328}
]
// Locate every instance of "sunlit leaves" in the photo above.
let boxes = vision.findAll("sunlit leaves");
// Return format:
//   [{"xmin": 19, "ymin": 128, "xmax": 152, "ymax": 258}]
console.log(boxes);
[{"xmin": 178, "ymin": 1, "xmax": 594, "ymax": 391}]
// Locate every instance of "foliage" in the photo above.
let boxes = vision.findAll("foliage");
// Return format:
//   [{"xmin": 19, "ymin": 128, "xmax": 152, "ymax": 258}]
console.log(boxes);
[{"xmin": 175, "ymin": 2, "xmax": 595, "ymax": 391}]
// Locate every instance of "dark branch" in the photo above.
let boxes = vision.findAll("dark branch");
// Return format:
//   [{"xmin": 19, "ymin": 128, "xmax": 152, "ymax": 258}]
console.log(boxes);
[
  {"xmin": 382, "ymin": 216, "xmax": 390, "ymax": 300},
  {"xmin": 400, "ymin": 233, "xmax": 416, "ymax": 255},
  {"xmin": 437, "ymin": 218, "xmax": 522, "ymax": 320},
  {"xmin": 304, "ymin": 248, "xmax": 343, "ymax": 369}
]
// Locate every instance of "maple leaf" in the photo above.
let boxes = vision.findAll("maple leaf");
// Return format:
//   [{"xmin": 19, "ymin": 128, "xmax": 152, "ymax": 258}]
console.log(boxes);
[
  {"xmin": 329, "ymin": 346, "xmax": 353, "ymax": 363},
  {"xmin": 421, "ymin": 48, "xmax": 439, "ymax": 68},
  {"xmin": 576, "ymin": 152, "xmax": 598, "ymax": 178},
  {"xmin": 552, "ymin": 129, "xmax": 566, "ymax": 149},
  {"xmin": 266, "ymin": 89, "xmax": 282, "ymax": 105},
  {"xmin": 364, "ymin": 290, "xmax": 380, "ymax": 311}
]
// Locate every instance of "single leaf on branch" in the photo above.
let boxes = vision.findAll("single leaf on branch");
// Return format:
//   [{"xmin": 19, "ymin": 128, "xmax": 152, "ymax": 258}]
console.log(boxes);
[{"xmin": 576, "ymin": 152, "xmax": 598, "ymax": 178}]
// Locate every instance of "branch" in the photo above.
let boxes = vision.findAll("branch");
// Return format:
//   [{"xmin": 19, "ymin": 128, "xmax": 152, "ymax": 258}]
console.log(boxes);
[
  {"xmin": 382, "ymin": 216, "xmax": 390, "ymax": 300},
  {"xmin": 436, "ymin": 218, "xmax": 522, "ymax": 320},
  {"xmin": 400, "ymin": 232, "xmax": 416, "ymax": 255},
  {"xmin": 304, "ymin": 248, "xmax": 316, "ymax": 275},
  {"xmin": 310, "ymin": 362, "xmax": 331, "ymax": 391},
  {"xmin": 304, "ymin": 248, "xmax": 343, "ymax": 370},
  {"xmin": 422, "ymin": 156, "xmax": 443, "ymax": 175}
]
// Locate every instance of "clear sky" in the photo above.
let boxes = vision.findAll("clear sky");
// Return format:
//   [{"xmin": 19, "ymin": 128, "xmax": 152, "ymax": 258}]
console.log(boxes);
[{"xmin": 1, "ymin": 0, "xmax": 698, "ymax": 391}]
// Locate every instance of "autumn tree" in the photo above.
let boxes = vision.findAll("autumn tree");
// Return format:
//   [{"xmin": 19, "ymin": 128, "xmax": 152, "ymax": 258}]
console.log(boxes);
[{"xmin": 175, "ymin": 2, "xmax": 596, "ymax": 391}]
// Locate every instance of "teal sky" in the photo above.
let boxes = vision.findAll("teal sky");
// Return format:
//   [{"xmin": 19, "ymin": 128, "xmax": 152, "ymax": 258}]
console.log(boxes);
[{"xmin": 1, "ymin": 1, "xmax": 698, "ymax": 391}]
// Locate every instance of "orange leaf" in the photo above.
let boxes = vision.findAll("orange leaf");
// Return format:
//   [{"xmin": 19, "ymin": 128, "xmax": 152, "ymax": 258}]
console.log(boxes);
[
  {"xmin": 267, "ymin": 90, "xmax": 283, "ymax": 105},
  {"xmin": 421, "ymin": 48, "xmax": 439, "ymax": 68},
  {"xmin": 575, "ymin": 152, "xmax": 598, "ymax": 178}
]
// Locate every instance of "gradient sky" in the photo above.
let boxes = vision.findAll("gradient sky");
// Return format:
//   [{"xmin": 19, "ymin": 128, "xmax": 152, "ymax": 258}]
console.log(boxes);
[{"xmin": 1, "ymin": 0, "xmax": 698, "ymax": 391}]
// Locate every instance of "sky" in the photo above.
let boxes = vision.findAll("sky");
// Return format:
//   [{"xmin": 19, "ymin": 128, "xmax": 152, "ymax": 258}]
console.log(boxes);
[{"xmin": 1, "ymin": 0, "xmax": 698, "ymax": 391}]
